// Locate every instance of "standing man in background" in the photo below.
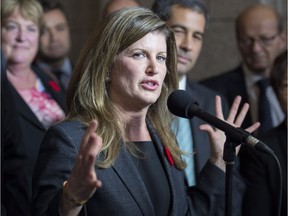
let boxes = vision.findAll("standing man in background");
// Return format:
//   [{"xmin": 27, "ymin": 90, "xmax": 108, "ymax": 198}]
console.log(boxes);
[
  {"xmin": 35, "ymin": 0, "xmax": 73, "ymax": 90},
  {"xmin": 200, "ymin": 3, "xmax": 286, "ymax": 134},
  {"xmin": 153, "ymin": 0, "xmax": 245, "ymax": 215}
]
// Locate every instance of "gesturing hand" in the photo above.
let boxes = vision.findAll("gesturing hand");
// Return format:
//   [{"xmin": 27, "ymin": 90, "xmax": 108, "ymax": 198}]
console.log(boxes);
[
  {"xmin": 65, "ymin": 120, "xmax": 103, "ymax": 205},
  {"xmin": 199, "ymin": 96, "xmax": 260, "ymax": 171}
]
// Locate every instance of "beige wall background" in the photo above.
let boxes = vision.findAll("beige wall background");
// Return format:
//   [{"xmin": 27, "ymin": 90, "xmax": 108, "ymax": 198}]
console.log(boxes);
[{"xmin": 61, "ymin": 0, "xmax": 287, "ymax": 81}]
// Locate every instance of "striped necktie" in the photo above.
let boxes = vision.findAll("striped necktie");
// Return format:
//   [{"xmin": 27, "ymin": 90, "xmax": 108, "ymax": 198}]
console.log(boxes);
[{"xmin": 172, "ymin": 117, "xmax": 196, "ymax": 186}]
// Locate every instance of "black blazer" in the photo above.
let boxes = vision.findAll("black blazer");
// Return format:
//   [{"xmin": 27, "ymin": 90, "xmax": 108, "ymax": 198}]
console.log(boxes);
[
  {"xmin": 32, "ymin": 120, "xmax": 227, "ymax": 216},
  {"xmin": 241, "ymin": 121, "xmax": 287, "ymax": 216},
  {"xmin": 1, "ymin": 52, "xmax": 30, "ymax": 216},
  {"xmin": 9, "ymin": 65, "xmax": 66, "ymax": 203},
  {"xmin": 199, "ymin": 66, "xmax": 252, "ymax": 129}
]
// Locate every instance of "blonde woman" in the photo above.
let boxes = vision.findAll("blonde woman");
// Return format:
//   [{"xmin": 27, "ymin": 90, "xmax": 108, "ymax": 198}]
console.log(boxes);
[
  {"xmin": 1, "ymin": 0, "xmax": 66, "ymax": 212},
  {"xmin": 32, "ymin": 8, "xmax": 259, "ymax": 216}
]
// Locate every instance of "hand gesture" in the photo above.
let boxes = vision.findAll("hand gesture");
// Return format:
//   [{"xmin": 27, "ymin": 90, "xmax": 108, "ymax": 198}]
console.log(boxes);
[
  {"xmin": 61, "ymin": 120, "xmax": 103, "ymax": 214},
  {"xmin": 199, "ymin": 96, "xmax": 260, "ymax": 171}
]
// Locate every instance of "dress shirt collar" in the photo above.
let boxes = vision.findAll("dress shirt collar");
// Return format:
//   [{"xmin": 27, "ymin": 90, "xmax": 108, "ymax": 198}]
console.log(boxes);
[
  {"xmin": 242, "ymin": 63, "xmax": 266, "ymax": 89},
  {"xmin": 178, "ymin": 75, "xmax": 187, "ymax": 90}
]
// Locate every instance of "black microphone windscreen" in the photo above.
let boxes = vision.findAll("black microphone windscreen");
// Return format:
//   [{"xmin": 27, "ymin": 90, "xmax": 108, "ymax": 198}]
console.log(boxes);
[{"xmin": 167, "ymin": 90, "xmax": 199, "ymax": 118}]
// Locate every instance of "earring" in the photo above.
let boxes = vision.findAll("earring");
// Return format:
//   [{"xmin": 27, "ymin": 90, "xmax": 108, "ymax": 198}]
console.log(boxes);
[{"xmin": 105, "ymin": 77, "xmax": 111, "ymax": 82}]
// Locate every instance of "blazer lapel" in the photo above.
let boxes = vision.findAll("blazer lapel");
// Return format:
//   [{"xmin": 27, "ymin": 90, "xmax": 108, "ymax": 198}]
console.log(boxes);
[
  {"xmin": 11, "ymin": 85, "xmax": 45, "ymax": 131},
  {"xmin": 112, "ymin": 146, "xmax": 154, "ymax": 216},
  {"xmin": 33, "ymin": 66, "xmax": 66, "ymax": 111},
  {"xmin": 147, "ymin": 121, "xmax": 187, "ymax": 215}
]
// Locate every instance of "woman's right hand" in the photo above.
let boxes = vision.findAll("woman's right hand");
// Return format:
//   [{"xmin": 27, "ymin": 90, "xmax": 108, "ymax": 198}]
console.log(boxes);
[{"xmin": 60, "ymin": 120, "xmax": 103, "ymax": 215}]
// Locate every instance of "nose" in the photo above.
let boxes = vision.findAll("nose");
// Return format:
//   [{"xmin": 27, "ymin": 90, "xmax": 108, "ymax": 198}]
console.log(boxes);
[
  {"xmin": 146, "ymin": 58, "xmax": 159, "ymax": 75},
  {"xmin": 16, "ymin": 28, "xmax": 27, "ymax": 42},
  {"xmin": 47, "ymin": 29, "xmax": 57, "ymax": 41},
  {"xmin": 251, "ymin": 40, "xmax": 263, "ymax": 52},
  {"xmin": 180, "ymin": 34, "xmax": 193, "ymax": 51}
]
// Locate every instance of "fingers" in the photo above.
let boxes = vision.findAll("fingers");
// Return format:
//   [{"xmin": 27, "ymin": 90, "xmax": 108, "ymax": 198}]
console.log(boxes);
[
  {"xmin": 80, "ymin": 120, "xmax": 98, "ymax": 151},
  {"xmin": 215, "ymin": 95, "xmax": 224, "ymax": 120},
  {"xmin": 226, "ymin": 96, "xmax": 242, "ymax": 123},
  {"xmin": 79, "ymin": 120, "xmax": 103, "ymax": 180},
  {"xmin": 245, "ymin": 122, "xmax": 261, "ymax": 134},
  {"xmin": 77, "ymin": 120, "xmax": 103, "ymax": 183},
  {"xmin": 95, "ymin": 180, "xmax": 102, "ymax": 188},
  {"xmin": 199, "ymin": 124, "xmax": 214, "ymax": 136},
  {"xmin": 234, "ymin": 103, "xmax": 249, "ymax": 126},
  {"xmin": 84, "ymin": 135, "xmax": 102, "ymax": 177}
]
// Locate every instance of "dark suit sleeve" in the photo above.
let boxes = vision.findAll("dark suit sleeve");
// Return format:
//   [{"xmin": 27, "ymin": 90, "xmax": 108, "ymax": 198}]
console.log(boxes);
[
  {"xmin": 240, "ymin": 146, "xmax": 274, "ymax": 216},
  {"xmin": 187, "ymin": 161, "xmax": 226, "ymax": 215},
  {"xmin": 188, "ymin": 160, "xmax": 245, "ymax": 216},
  {"xmin": 32, "ymin": 123, "xmax": 82, "ymax": 216}
]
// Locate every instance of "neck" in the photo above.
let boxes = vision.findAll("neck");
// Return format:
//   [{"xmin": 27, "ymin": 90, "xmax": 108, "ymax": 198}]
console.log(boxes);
[
  {"xmin": 120, "ymin": 111, "xmax": 150, "ymax": 142},
  {"xmin": 7, "ymin": 63, "xmax": 32, "ymax": 77},
  {"xmin": 125, "ymin": 121, "xmax": 151, "ymax": 142},
  {"xmin": 7, "ymin": 64, "xmax": 36, "ymax": 90},
  {"xmin": 38, "ymin": 55, "xmax": 66, "ymax": 69},
  {"xmin": 49, "ymin": 58, "xmax": 65, "ymax": 69},
  {"xmin": 244, "ymin": 63, "xmax": 271, "ymax": 78}
]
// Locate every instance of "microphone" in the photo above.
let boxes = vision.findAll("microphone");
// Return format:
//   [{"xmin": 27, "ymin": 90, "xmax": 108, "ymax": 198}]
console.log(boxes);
[{"xmin": 167, "ymin": 89, "xmax": 273, "ymax": 154}]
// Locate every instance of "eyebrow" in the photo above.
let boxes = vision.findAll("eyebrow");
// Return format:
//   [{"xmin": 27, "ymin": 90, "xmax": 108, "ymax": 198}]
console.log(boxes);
[
  {"xmin": 170, "ymin": 24, "xmax": 204, "ymax": 36},
  {"xmin": 170, "ymin": 24, "xmax": 187, "ymax": 30}
]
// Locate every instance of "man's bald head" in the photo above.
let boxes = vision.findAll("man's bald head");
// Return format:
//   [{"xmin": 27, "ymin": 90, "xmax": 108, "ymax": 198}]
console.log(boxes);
[
  {"xmin": 236, "ymin": 4, "xmax": 283, "ymax": 35},
  {"xmin": 235, "ymin": 4, "xmax": 286, "ymax": 75}
]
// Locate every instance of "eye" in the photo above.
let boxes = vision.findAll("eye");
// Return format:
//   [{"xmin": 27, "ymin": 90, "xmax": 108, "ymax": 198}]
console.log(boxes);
[
  {"xmin": 56, "ymin": 23, "xmax": 67, "ymax": 32},
  {"xmin": 157, "ymin": 55, "xmax": 166, "ymax": 62},
  {"xmin": 259, "ymin": 35, "xmax": 278, "ymax": 45},
  {"xmin": 172, "ymin": 27, "xmax": 185, "ymax": 36},
  {"xmin": 193, "ymin": 33, "xmax": 203, "ymax": 41},
  {"xmin": 27, "ymin": 25, "xmax": 38, "ymax": 32},
  {"xmin": 132, "ymin": 52, "xmax": 146, "ymax": 59},
  {"xmin": 5, "ymin": 23, "xmax": 18, "ymax": 31}
]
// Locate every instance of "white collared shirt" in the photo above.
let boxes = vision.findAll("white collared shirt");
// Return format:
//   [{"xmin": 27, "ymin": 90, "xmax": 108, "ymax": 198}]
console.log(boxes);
[{"xmin": 178, "ymin": 75, "xmax": 187, "ymax": 90}]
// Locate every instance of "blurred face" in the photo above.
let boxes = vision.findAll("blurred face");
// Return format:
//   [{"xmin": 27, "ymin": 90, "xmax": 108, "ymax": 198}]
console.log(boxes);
[
  {"xmin": 39, "ymin": 9, "xmax": 70, "ymax": 61},
  {"xmin": 109, "ymin": 32, "xmax": 167, "ymax": 112},
  {"xmin": 1, "ymin": 9, "xmax": 40, "ymax": 65},
  {"xmin": 237, "ymin": 9, "xmax": 286, "ymax": 74},
  {"xmin": 167, "ymin": 5, "xmax": 205, "ymax": 78}
]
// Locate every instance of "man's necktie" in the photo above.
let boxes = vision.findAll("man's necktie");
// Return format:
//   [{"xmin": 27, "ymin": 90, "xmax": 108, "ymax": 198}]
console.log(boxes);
[
  {"xmin": 172, "ymin": 117, "xmax": 196, "ymax": 186},
  {"xmin": 257, "ymin": 78, "xmax": 273, "ymax": 134}
]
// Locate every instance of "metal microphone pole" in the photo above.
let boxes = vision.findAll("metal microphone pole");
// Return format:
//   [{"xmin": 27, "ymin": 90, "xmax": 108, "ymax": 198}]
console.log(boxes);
[{"xmin": 223, "ymin": 137, "xmax": 238, "ymax": 216}]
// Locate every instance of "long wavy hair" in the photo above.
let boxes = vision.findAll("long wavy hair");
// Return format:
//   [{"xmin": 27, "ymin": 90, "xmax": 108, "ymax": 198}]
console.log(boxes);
[{"xmin": 66, "ymin": 7, "xmax": 185, "ymax": 169}]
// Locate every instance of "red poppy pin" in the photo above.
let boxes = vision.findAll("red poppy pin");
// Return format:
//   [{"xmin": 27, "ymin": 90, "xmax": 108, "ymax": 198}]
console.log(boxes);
[
  {"xmin": 164, "ymin": 146, "xmax": 174, "ymax": 166},
  {"xmin": 48, "ymin": 81, "xmax": 61, "ymax": 92}
]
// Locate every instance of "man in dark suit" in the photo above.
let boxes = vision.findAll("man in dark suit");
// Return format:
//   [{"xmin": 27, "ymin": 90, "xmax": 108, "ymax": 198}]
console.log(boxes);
[
  {"xmin": 153, "ymin": 1, "xmax": 245, "ymax": 215},
  {"xmin": 241, "ymin": 50, "xmax": 287, "ymax": 216},
  {"xmin": 200, "ymin": 4, "xmax": 286, "ymax": 133},
  {"xmin": 34, "ymin": 0, "xmax": 73, "ymax": 90}
]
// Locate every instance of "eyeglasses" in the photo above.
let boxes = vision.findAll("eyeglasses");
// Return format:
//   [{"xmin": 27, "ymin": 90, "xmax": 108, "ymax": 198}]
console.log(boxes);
[{"xmin": 238, "ymin": 33, "xmax": 280, "ymax": 47}]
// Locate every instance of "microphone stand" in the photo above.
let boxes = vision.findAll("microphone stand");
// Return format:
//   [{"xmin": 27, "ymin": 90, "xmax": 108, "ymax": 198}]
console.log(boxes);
[{"xmin": 223, "ymin": 137, "xmax": 238, "ymax": 216}]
